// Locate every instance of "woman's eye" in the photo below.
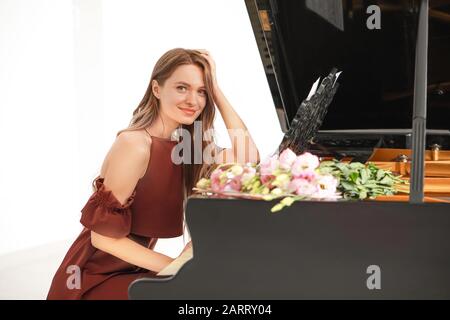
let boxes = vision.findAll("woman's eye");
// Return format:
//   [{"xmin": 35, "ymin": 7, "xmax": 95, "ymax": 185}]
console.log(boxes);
[
  {"xmin": 177, "ymin": 86, "xmax": 187, "ymax": 92},
  {"xmin": 199, "ymin": 90, "xmax": 207, "ymax": 96}
]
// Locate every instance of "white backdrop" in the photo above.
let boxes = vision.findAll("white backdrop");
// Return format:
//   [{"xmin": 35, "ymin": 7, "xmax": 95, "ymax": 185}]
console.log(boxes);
[{"xmin": 0, "ymin": 0, "xmax": 283, "ymax": 257}]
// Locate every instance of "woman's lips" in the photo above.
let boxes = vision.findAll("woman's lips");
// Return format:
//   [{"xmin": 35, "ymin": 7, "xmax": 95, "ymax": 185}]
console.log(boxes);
[{"xmin": 179, "ymin": 107, "xmax": 196, "ymax": 116}]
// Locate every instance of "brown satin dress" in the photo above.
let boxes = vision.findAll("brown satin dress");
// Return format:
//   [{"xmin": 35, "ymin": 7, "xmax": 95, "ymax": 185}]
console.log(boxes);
[{"xmin": 46, "ymin": 134, "xmax": 184, "ymax": 300}]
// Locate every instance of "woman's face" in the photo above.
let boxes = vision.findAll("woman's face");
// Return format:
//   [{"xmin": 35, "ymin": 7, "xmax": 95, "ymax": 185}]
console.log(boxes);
[{"xmin": 153, "ymin": 64, "xmax": 208, "ymax": 126}]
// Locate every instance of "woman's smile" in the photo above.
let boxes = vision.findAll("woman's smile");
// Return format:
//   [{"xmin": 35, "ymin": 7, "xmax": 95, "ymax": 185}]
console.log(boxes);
[{"xmin": 179, "ymin": 107, "xmax": 197, "ymax": 116}]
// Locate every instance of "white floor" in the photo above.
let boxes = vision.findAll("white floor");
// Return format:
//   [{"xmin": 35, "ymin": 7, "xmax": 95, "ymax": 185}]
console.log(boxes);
[
  {"xmin": 0, "ymin": 240, "xmax": 71, "ymax": 300},
  {"xmin": 0, "ymin": 237, "xmax": 184, "ymax": 299}
]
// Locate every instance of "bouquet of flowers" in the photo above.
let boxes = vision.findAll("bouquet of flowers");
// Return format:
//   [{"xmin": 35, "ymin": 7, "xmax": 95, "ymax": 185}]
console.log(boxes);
[{"xmin": 194, "ymin": 148, "xmax": 407, "ymax": 212}]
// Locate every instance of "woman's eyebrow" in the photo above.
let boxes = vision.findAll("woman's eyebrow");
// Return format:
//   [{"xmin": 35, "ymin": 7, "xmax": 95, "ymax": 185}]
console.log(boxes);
[{"xmin": 175, "ymin": 81, "xmax": 206, "ymax": 89}]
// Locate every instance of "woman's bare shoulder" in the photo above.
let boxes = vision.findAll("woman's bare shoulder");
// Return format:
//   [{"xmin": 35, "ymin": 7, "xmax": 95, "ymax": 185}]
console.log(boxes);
[
  {"xmin": 100, "ymin": 130, "xmax": 152, "ymax": 179},
  {"xmin": 115, "ymin": 130, "xmax": 152, "ymax": 150}
]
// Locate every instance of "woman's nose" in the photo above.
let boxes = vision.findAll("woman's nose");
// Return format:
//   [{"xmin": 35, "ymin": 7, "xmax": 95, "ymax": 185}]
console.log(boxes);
[{"xmin": 185, "ymin": 91, "xmax": 197, "ymax": 105}]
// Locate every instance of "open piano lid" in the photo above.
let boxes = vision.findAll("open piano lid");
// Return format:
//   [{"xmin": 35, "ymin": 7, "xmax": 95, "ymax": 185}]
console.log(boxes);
[
  {"xmin": 245, "ymin": 0, "xmax": 450, "ymax": 138},
  {"xmin": 245, "ymin": 0, "xmax": 450, "ymax": 203}
]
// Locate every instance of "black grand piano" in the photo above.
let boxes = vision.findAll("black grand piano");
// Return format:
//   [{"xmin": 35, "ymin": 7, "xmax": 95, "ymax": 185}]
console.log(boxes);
[{"xmin": 129, "ymin": 0, "xmax": 450, "ymax": 299}]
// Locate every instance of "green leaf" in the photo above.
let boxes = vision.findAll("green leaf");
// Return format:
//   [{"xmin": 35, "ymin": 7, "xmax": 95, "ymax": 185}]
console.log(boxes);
[
  {"xmin": 349, "ymin": 162, "xmax": 365, "ymax": 169},
  {"xmin": 379, "ymin": 176, "xmax": 394, "ymax": 186},
  {"xmin": 341, "ymin": 181, "xmax": 356, "ymax": 191},
  {"xmin": 376, "ymin": 169, "xmax": 386, "ymax": 181},
  {"xmin": 356, "ymin": 185, "xmax": 366, "ymax": 191},
  {"xmin": 360, "ymin": 168, "xmax": 370, "ymax": 184},
  {"xmin": 319, "ymin": 161, "xmax": 336, "ymax": 168},
  {"xmin": 349, "ymin": 172, "xmax": 359, "ymax": 183},
  {"xmin": 335, "ymin": 162, "xmax": 348, "ymax": 172},
  {"xmin": 359, "ymin": 190, "xmax": 367, "ymax": 199},
  {"xmin": 319, "ymin": 167, "xmax": 334, "ymax": 175}
]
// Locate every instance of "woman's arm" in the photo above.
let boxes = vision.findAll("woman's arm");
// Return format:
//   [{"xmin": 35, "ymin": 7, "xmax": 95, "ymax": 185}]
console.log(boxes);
[
  {"xmin": 91, "ymin": 232, "xmax": 174, "ymax": 273},
  {"xmin": 198, "ymin": 50, "xmax": 260, "ymax": 165},
  {"xmin": 90, "ymin": 131, "xmax": 174, "ymax": 273},
  {"xmin": 214, "ymin": 86, "xmax": 260, "ymax": 164}
]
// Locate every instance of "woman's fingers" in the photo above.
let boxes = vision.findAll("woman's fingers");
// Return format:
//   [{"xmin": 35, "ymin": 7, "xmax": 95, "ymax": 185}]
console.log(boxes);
[
  {"xmin": 196, "ymin": 49, "xmax": 213, "ymax": 62},
  {"xmin": 195, "ymin": 49, "xmax": 218, "ymax": 87},
  {"xmin": 196, "ymin": 49, "xmax": 209, "ymax": 55}
]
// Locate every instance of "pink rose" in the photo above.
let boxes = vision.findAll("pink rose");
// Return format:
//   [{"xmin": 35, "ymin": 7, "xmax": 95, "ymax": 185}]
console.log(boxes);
[
  {"xmin": 223, "ymin": 176, "xmax": 242, "ymax": 192},
  {"xmin": 288, "ymin": 178, "xmax": 317, "ymax": 196},
  {"xmin": 295, "ymin": 170, "xmax": 317, "ymax": 183},
  {"xmin": 279, "ymin": 148, "xmax": 297, "ymax": 170},
  {"xmin": 211, "ymin": 169, "xmax": 224, "ymax": 192},
  {"xmin": 261, "ymin": 174, "xmax": 275, "ymax": 188}
]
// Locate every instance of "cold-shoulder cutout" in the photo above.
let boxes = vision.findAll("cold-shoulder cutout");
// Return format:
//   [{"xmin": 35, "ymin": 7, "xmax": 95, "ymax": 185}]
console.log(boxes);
[{"xmin": 80, "ymin": 178, "xmax": 136, "ymax": 238}]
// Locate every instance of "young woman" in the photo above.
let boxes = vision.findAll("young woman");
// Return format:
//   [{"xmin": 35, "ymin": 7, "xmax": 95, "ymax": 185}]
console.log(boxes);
[{"xmin": 46, "ymin": 48, "xmax": 260, "ymax": 299}]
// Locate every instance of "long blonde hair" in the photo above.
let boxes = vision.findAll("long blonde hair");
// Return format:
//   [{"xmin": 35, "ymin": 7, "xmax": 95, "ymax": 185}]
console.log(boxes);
[{"xmin": 116, "ymin": 48, "xmax": 219, "ymax": 199}]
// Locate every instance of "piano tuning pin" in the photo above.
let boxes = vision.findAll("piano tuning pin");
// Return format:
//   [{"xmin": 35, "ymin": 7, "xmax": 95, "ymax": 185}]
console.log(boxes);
[
  {"xmin": 395, "ymin": 154, "xmax": 409, "ymax": 162},
  {"xmin": 431, "ymin": 144, "xmax": 441, "ymax": 150},
  {"xmin": 431, "ymin": 144, "xmax": 441, "ymax": 161},
  {"xmin": 396, "ymin": 154, "xmax": 408, "ymax": 175}
]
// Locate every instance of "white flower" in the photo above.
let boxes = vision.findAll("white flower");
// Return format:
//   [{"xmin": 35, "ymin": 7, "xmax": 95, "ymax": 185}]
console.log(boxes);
[
  {"xmin": 291, "ymin": 152, "xmax": 320, "ymax": 176},
  {"xmin": 312, "ymin": 175, "xmax": 338, "ymax": 199}
]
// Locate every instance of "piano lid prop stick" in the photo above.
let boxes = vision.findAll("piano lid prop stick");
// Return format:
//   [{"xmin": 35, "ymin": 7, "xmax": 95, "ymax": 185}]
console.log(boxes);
[{"xmin": 410, "ymin": 0, "xmax": 429, "ymax": 204}]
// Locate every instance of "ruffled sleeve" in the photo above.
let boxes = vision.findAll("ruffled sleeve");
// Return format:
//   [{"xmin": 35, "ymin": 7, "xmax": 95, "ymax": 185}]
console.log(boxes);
[{"xmin": 80, "ymin": 178, "xmax": 136, "ymax": 238}]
